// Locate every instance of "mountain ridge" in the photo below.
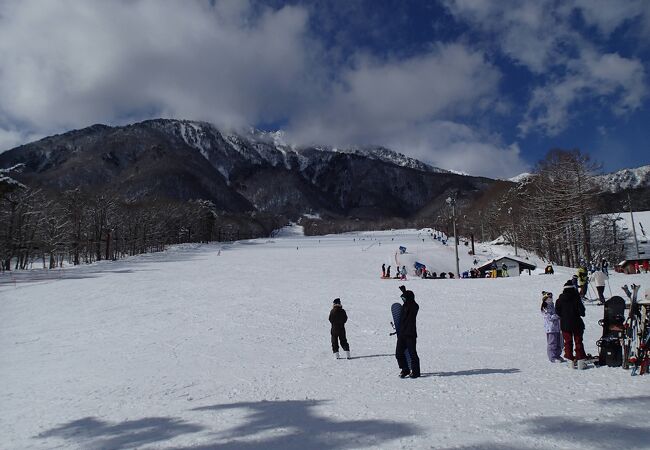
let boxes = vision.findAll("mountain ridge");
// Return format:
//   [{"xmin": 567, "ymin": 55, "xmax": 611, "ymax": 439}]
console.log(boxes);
[{"xmin": 0, "ymin": 119, "xmax": 493, "ymax": 219}]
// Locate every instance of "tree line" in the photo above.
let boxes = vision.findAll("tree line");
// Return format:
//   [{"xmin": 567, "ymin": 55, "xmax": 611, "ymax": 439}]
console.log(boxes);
[
  {"xmin": 457, "ymin": 149, "xmax": 631, "ymax": 267},
  {"xmin": 0, "ymin": 180, "xmax": 284, "ymax": 271},
  {"xmin": 1, "ymin": 148, "xmax": 635, "ymax": 272}
]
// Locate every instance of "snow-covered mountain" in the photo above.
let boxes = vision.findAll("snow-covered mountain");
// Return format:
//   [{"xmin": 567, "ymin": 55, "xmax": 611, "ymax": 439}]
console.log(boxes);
[
  {"xmin": 508, "ymin": 165, "xmax": 650, "ymax": 193},
  {"xmin": 0, "ymin": 119, "xmax": 493, "ymax": 218},
  {"xmin": 155, "ymin": 120, "xmax": 448, "ymax": 178},
  {"xmin": 595, "ymin": 165, "xmax": 650, "ymax": 193},
  {"xmin": 508, "ymin": 172, "xmax": 533, "ymax": 183}
]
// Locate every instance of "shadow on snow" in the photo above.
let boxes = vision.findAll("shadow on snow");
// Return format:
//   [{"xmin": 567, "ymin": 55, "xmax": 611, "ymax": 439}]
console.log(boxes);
[
  {"xmin": 420, "ymin": 368, "xmax": 521, "ymax": 377},
  {"xmin": 35, "ymin": 399, "xmax": 419, "ymax": 449},
  {"xmin": 185, "ymin": 399, "xmax": 420, "ymax": 449},
  {"xmin": 348, "ymin": 353, "xmax": 394, "ymax": 360},
  {"xmin": 0, "ymin": 244, "xmax": 220, "ymax": 285},
  {"xmin": 436, "ymin": 394, "xmax": 650, "ymax": 450},
  {"xmin": 35, "ymin": 416, "xmax": 204, "ymax": 450}
]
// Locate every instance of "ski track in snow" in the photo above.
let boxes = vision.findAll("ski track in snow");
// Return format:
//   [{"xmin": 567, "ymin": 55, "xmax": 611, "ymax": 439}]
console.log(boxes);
[{"xmin": 1, "ymin": 230, "xmax": 649, "ymax": 449}]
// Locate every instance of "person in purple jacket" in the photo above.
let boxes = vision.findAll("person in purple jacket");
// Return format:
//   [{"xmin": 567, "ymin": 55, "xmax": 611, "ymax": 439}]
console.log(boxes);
[{"xmin": 541, "ymin": 291, "xmax": 564, "ymax": 363}]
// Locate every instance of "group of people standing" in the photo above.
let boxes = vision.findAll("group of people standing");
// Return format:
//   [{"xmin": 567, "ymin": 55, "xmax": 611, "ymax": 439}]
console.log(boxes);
[
  {"xmin": 381, "ymin": 263, "xmax": 407, "ymax": 280},
  {"xmin": 329, "ymin": 286, "xmax": 421, "ymax": 378},
  {"xmin": 572, "ymin": 263, "xmax": 609, "ymax": 304},
  {"xmin": 541, "ymin": 280, "xmax": 588, "ymax": 364},
  {"xmin": 541, "ymin": 259, "xmax": 614, "ymax": 364}
]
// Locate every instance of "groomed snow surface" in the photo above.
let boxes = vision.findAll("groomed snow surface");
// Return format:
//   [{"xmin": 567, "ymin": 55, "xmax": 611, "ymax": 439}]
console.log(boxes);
[{"xmin": 1, "ymin": 229, "xmax": 649, "ymax": 450}]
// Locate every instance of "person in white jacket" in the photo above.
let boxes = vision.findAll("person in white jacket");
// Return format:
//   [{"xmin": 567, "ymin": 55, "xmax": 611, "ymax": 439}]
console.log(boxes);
[{"xmin": 590, "ymin": 269, "xmax": 608, "ymax": 304}]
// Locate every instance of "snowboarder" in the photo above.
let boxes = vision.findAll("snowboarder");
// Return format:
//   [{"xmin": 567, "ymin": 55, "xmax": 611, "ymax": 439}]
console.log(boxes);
[
  {"xmin": 396, "ymin": 286, "xmax": 421, "ymax": 378},
  {"xmin": 590, "ymin": 269, "xmax": 608, "ymax": 304},
  {"xmin": 555, "ymin": 280, "xmax": 587, "ymax": 363},
  {"xmin": 329, "ymin": 298, "xmax": 350, "ymax": 359},
  {"xmin": 541, "ymin": 292, "xmax": 563, "ymax": 363}
]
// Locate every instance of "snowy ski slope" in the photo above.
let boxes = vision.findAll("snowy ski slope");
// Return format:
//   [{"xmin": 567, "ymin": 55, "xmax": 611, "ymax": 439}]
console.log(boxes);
[{"xmin": 1, "ymin": 229, "xmax": 649, "ymax": 449}]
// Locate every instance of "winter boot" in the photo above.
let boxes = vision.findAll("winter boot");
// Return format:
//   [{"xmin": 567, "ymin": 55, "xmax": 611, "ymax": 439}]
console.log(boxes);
[
  {"xmin": 399, "ymin": 369, "xmax": 410, "ymax": 378},
  {"xmin": 345, "ymin": 350, "xmax": 351, "ymax": 359},
  {"xmin": 334, "ymin": 352, "xmax": 340, "ymax": 359}
]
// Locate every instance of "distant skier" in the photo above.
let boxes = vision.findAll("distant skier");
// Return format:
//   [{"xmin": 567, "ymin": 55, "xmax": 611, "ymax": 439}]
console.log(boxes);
[
  {"xmin": 540, "ymin": 291, "xmax": 563, "ymax": 363},
  {"xmin": 396, "ymin": 286, "xmax": 421, "ymax": 378},
  {"xmin": 400, "ymin": 265, "xmax": 407, "ymax": 280},
  {"xmin": 490, "ymin": 260, "xmax": 497, "ymax": 278},
  {"xmin": 382, "ymin": 263, "xmax": 386, "ymax": 278},
  {"xmin": 555, "ymin": 280, "xmax": 587, "ymax": 363},
  {"xmin": 571, "ymin": 274, "xmax": 579, "ymax": 292},
  {"xmin": 329, "ymin": 298, "xmax": 350, "ymax": 359},
  {"xmin": 590, "ymin": 269, "xmax": 608, "ymax": 304},
  {"xmin": 386, "ymin": 265, "xmax": 391, "ymax": 278},
  {"xmin": 601, "ymin": 258, "xmax": 608, "ymax": 275},
  {"xmin": 501, "ymin": 263, "xmax": 509, "ymax": 277},
  {"xmin": 577, "ymin": 266, "xmax": 588, "ymax": 299}
]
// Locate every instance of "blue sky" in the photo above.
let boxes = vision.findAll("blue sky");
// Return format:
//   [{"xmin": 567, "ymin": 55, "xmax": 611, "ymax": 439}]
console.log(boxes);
[{"xmin": 0, "ymin": 0, "xmax": 649, "ymax": 178}]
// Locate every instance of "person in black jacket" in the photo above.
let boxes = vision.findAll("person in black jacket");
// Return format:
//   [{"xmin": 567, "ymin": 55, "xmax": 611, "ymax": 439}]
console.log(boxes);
[
  {"xmin": 396, "ymin": 286, "xmax": 421, "ymax": 378},
  {"xmin": 329, "ymin": 298, "xmax": 350, "ymax": 359},
  {"xmin": 554, "ymin": 280, "xmax": 587, "ymax": 362}
]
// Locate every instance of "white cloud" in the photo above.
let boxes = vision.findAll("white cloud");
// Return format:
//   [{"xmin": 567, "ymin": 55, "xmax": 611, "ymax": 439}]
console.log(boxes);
[
  {"xmin": 287, "ymin": 44, "xmax": 501, "ymax": 143},
  {"xmin": 0, "ymin": 0, "xmax": 312, "ymax": 132},
  {"xmin": 0, "ymin": 128, "xmax": 36, "ymax": 153},
  {"xmin": 443, "ymin": 0, "xmax": 649, "ymax": 137},
  {"xmin": 0, "ymin": 0, "xmax": 603, "ymax": 178},
  {"xmin": 520, "ymin": 50, "xmax": 646, "ymax": 135},
  {"xmin": 443, "ymin": 0, "xmax": 567, "ymax": 73},
  {"xmin": 379, "ymin": 121, "xmax": 528, "ymax": 179},
  {"xmin": 280, "ymin": 43, "xmax": 529, "ymax": 178},
  {"xmin": 572, "ymin": 0, "xmax": 646, "ymax": 36}
]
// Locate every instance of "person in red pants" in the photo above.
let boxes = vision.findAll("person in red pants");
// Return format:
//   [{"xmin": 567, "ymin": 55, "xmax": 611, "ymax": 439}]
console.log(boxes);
[{"xmin": 555, "ymin": 279, "xmax": 587, "ymax": 363}]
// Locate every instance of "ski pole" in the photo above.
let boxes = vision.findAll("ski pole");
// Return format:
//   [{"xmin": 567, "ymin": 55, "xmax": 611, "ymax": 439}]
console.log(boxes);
[
  {"xmin": 588, "ymin": 283, "xmax": 597, "ymax": 302},
  {"xmin": 606, "ymin": 278, "xmax": 612, "ymax": 297}
]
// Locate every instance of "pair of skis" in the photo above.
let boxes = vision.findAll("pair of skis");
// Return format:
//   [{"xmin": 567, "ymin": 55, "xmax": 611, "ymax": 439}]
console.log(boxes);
[{"xmin": 621, "ymin": 284, "xmax": 650, "ymax": 375}]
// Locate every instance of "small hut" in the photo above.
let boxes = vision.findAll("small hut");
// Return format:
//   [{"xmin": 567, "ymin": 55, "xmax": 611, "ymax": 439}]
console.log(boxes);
[
  {"xmin": 477, "ymin": 256, "xmax": 537, "ymax": 277},
  {"xmin": 615, "ymin": 258, "xmax": 650, "ymax": 274}
]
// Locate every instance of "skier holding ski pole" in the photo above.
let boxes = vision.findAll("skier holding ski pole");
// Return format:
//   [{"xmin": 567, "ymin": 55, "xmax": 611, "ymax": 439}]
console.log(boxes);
[{"xmin": 590, "ymin": 269, "xmax": 608, "ymax": 304}]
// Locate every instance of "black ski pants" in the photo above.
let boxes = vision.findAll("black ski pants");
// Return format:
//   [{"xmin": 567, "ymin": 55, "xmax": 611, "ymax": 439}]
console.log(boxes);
[
  {"xmin": 331, "ymin": 327, "xmax": 349, "ymax": 353},
  {"xmin": 396, "ymin": 335, "xmax": 420, "ymax": 376}
]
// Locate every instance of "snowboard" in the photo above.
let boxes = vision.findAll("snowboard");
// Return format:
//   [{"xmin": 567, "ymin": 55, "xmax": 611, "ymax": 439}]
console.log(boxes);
[
  {"xmin": 391, "ymin": 302, "xmax": 411, "ymax": 370},
  {"xmin": 596, "ymin": 296, "xmax": 625, "ymax": 367}
]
